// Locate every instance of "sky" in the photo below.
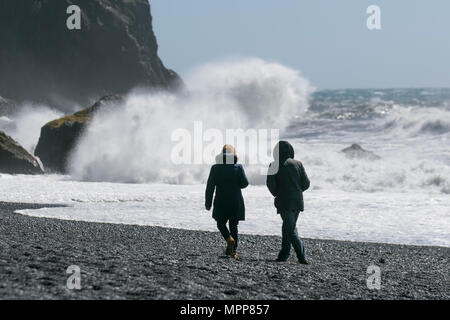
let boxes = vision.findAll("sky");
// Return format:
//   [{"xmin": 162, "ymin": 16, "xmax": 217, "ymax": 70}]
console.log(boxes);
[{"xmin": 150, "ymin": 0, "xmax": 450, "ymax": 89}]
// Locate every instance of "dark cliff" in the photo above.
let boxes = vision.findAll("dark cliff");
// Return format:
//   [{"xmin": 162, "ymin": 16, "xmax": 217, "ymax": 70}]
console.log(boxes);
[{"xmin": 0, "ymin": 0, "xmax": 180, "ymax": 109}]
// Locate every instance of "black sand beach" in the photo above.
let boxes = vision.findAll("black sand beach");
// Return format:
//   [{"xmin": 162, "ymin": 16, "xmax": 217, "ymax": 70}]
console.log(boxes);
[{"xmin": 0, "ymin": 202, "xmax": 448, "ymax": 300}]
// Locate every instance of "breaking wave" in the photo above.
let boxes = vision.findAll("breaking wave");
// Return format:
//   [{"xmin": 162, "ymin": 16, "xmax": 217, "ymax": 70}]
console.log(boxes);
[
  {"xmin": 68, "ymin": 58, "xmax": 314, "ymax": 184},
  {"xmin": 9, "ymin": 58, "xmax": 442, "ymax": 195}
]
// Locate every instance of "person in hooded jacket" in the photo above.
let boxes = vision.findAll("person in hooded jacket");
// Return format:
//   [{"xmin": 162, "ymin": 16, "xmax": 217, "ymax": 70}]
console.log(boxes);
[
  {"xmin": 205, "ymin": 145, "xmax": 249, "ymax": 259},
  {"xmin": 266, "ymin": 141, "xmax": 310, "ymax": 264}
]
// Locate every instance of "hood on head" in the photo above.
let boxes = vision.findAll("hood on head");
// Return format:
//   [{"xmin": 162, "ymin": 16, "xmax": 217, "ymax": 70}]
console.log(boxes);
[{"xmin": 273, "ymin": 140, "xmax": 294, "ymax": 163}]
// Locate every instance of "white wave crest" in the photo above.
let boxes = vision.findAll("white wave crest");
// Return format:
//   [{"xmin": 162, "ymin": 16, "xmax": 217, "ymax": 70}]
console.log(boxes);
[{"xmin": 68, "ymin": 58, "xmax": 314, "ymax": 183}]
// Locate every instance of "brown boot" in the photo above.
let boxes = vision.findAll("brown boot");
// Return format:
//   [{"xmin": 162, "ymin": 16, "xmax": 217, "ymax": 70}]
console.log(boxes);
[
  {"xmin": 225, "ymin": 236, "xmax": 235, "ymax": 256},
  {"xmin": 230, "ymin": 250, "xmax": 238, "ymax": 260}
]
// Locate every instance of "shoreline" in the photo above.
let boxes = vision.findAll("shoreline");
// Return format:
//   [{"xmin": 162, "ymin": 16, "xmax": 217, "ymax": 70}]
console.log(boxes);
[
  {"xmin": 16, "ymin": 207, "xmax": 450, "ymax": 250},
  {"xmin": 1, "ymin": 202, "xmax": 448, "ymax": 299}
]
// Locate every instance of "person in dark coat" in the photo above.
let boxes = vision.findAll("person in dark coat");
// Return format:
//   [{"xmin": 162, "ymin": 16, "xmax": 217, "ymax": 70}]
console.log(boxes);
[
  {"xmin": 266, "ymin": 141, "xmax": 310, "ymax": 264},
  {"xmin": 205, "ymin": 145, "xmax": 249, "ymax": 259}
]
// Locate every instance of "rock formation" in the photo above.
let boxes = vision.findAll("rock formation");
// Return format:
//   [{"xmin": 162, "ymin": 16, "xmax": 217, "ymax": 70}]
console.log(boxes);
[
  {"xmin": 0, "ymin": 131, "xmax": 43, "ymax": 174},
  {"xmin": 0, "ymin": 0, "xmax": 181, "ymax": 109},
  {"xmin": 341, "ymin": 143, "xmax": 380, "ymax": 160},
  {"xmin": 35, "ymin": 95, "xmax": 122, "ymax": 173}
]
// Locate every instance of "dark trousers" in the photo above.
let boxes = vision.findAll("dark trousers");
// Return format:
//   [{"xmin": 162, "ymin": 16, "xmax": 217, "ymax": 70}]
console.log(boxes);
[
  {"xmin": 278, "ymin": 210, "xmax": 306, "ymax": 261},
  {"xmin": 216, "ymin": 218, "xmax": 239, "ymax": 250}
]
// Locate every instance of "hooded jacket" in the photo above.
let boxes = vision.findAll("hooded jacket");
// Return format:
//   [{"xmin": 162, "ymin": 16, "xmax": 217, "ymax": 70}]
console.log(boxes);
[{"xmin": 266, "ymin": 141, "xmax": 310, "ymax": 213}]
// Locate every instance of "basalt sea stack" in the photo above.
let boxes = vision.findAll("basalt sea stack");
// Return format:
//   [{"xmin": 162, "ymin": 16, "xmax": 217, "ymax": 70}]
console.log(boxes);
[
  {"xmin": 341, "ymin": 143, "xmax": 380, "ymax": 160},
  {"xmin": 35, "ymin": 95, "xmax": 122, "ymax": 173},
  {"xmin": 0, "ymin": 131, "xmax": 43, "ymax": 174},
  {"xmin": 0, "ymin": 0, "xmax": 181, "ymax": 108}
]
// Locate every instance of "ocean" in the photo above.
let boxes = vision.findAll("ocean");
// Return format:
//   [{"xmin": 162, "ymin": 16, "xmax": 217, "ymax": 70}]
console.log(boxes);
[{"xmin": 0, "ymin": 59, "xmax": 449, "ymax": 247}]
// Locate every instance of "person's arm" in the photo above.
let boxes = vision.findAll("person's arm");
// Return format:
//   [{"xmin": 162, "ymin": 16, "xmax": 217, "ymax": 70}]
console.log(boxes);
[
  {"xmin": 205, "ymin": 166, "xmax": 216, "ymax": 210},
  {"xmin": 298, "ymin": 163, "xmax": 310, "ymax": 191},
  {"xmin": 239, "ymin": 165, "xmax": 249, "ymax": 189},
  {"xmin": 266, "ymin": 163, "xmax": 278, "ymax": 197}
]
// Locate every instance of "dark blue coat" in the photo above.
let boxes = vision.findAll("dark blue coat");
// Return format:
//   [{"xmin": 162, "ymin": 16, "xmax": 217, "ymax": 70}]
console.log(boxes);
[
  {"xmin": 205, "ymin": 162, "xmax": 249, "ymax": 221},
  {"xmin": 266, "ymin": 141, "xmax": 310, "ymax": 214}
]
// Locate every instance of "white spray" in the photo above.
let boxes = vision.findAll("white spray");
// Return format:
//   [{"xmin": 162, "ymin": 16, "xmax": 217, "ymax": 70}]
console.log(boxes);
[{"xmin": 68, "ymin": 58, "xmax": 314, "ymax": 183}]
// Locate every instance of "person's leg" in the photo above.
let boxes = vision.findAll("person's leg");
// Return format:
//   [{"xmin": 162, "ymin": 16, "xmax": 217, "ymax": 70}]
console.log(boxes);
[
  {"xmin": 229, "ymin": 219, "xmax": 239, "ymax": 250},
  {"xmin": 217, "ymin": 218, "xmax": 235, "ymax": 256},
  {"xmin": 216, "ymin": 218, "xmax": 230, "ymax": 240},
  {"xmin": 277, "ymin": 211, "xmax": 294, "ymax": 261},
  {"xmin": 290, "ymin": 211, "xmax": 307, "ymax": 262}
]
